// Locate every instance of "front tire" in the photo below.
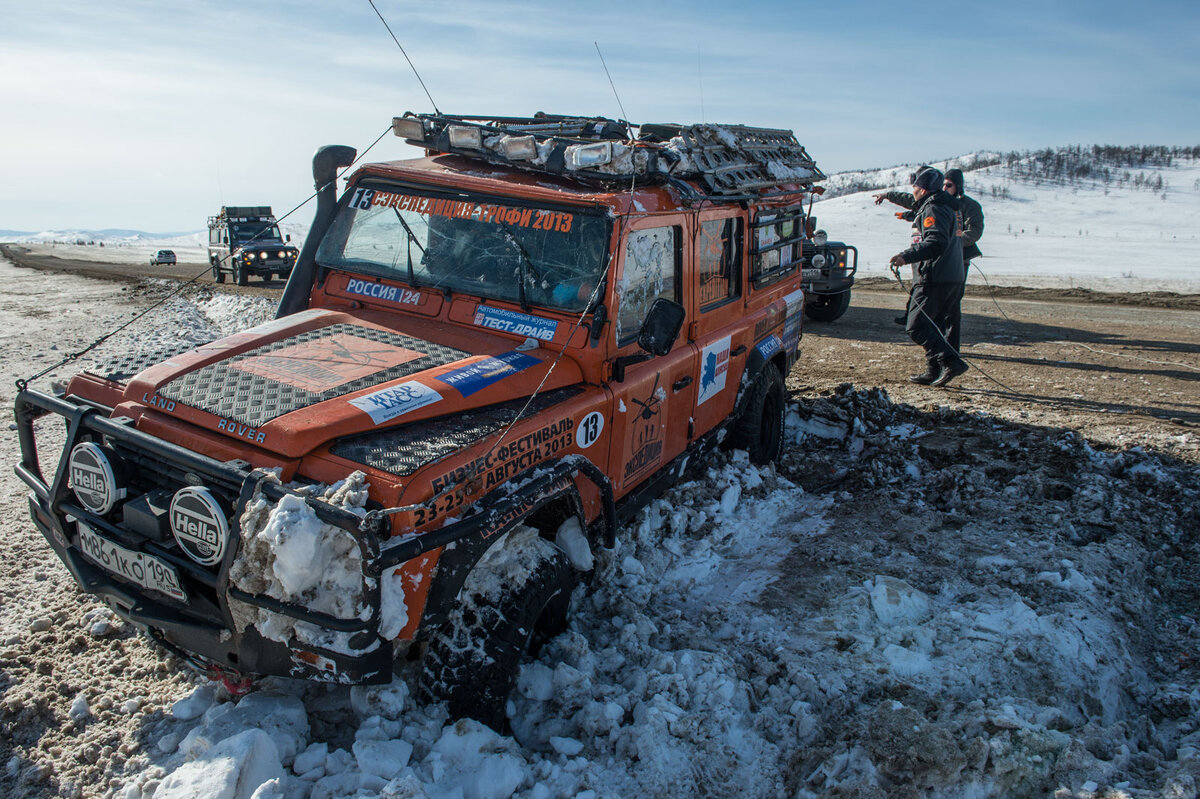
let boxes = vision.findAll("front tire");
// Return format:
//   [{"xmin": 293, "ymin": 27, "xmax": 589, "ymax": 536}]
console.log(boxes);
[
  {"xmin": 419, "ymin": 528, "xmax": 573, "ymax": 732},
  {"xmin": 804, "ymin": 290, "xmax": 851, "ymax": 322},
  {"xmin": 234, "ymin": 263, "xmax": 248, "ymax": 286},
  {"xmin": 730, "ymin": 365, "xmax": 785, "ymax": 464}
]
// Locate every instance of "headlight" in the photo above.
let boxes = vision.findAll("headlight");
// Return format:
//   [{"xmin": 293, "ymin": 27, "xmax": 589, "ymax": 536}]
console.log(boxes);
[
  {"xmin": 498, "ymin": 135, "xmax": 538, "ymax": 161},
  {"xmin": 259, "ymin": 251, "xmax": 269, "ymax": 260},
  {"xmin": 448, "ymin": 125, "xmax": 483, "ymax": 150},
  {"xmin": 813, "ymin": 230, "xmax": 828, "ymax": 247},
  {"xmin": 170, "ymin": 487, "xmax": 229, "ymax": 566},
  {"xmin": 392, "ymin": 116, "xmax": 425, "ymax": 141},
  {"xmin": 811, "ymin": 253, "xmax": 827, "ymax": 269},
  {"xmin": 68, "ymin": 442, "xmax": 125, "ymax": 515},
  {"xmin": 565, "ymin": 142, "xmax": 613, "ymax": 170},
  {"xmin": 245, "ymin": 252, "xmax": 256, "ymax": 260}
]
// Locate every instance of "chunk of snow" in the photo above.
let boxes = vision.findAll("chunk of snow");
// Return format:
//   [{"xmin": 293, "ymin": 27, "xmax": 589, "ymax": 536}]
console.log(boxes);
[
  {"xmin": 352, "ymin": 739, "xmax": 413, "ymax": 781},
  {"xmin": 154, "ymin": 728, "xmax": 284, "ymax": 799},
  {"xmin": 555, "ymin": 517, "xmax": 593, "ymax": 571},
  {"xmin": 868, "ymin": 575, "xmax": 931, "ymax": 626}
]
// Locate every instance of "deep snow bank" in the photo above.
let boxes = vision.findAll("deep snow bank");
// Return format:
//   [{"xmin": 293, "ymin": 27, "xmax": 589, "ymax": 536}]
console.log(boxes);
[{"xmin": 93, "ymin": 386, "xmax": 1200, "ymax": 799}]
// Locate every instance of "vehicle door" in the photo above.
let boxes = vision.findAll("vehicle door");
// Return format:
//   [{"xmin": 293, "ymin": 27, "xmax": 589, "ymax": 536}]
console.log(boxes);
[
  {"xmin": 688, "ymin": 211, "xmax": 748, "ymax": 439},
  {"xmin": 606, "ymin": 218, "xmax": 697, "ymax": 497}
]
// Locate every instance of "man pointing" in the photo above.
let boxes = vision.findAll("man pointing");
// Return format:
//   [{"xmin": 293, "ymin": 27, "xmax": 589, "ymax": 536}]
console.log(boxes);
[{"xmin": 886, "ymin": 166, "xmax": 968, "ymax": 387}]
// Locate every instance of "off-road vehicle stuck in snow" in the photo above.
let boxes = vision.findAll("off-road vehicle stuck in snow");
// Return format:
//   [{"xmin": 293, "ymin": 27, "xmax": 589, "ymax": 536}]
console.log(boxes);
[{"xmin": 16, "ymin": 112, "xmax": 833, "ymax": 726}]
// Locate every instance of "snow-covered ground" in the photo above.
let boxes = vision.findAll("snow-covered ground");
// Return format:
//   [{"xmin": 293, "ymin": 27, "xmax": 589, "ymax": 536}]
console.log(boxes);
[
  {"xmin": 6, "ymin": 287, "xmax": 1187, "ymax": 799},
  {"xmin": 814, "ymin": 156, "xmax": 1200, "ymax": 294},
  {"xmin": 72, "ymin": 383, "xmax": 1200, "ymax": 799}
]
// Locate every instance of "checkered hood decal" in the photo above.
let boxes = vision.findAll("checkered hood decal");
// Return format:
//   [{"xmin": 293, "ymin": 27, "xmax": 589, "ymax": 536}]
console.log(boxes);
[
  {"xmin": 158, "ymin": 324, "xmax": 468, "ymax": 429},
  {"xmin": 88, "ymin": 342, "xmax": 211, "ymax": 384}
]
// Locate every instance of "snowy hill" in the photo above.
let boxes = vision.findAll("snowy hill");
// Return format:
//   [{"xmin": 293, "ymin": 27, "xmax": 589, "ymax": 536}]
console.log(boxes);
[{"xmin": 813, "ymin": 146, "xmax": 1200, "ymax": 293}]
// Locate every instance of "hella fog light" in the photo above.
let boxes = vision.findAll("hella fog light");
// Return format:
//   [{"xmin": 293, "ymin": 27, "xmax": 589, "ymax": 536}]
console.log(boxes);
[
  {"xmin": 813, "ymin": 230, "xmax": 828, "ymax": 247},
  {"xmin": 811, "ymin": 253, "xmax": 828, "ymax": 269},
  {"xmin": 392, "ymin": 116, "xmax": 425, "ymax": 141},
  {"xmin": 498, "ymin": 135, "xmax": 538, "ymax": 161},
  {"xmin": 448, "ymin": 125, "xmax": 483, "ymax": 150},
  {"xmin": 566, "ymin": 142, "xmax": 613, "ymax": 170},
  {"xmin": 170, "ymin": 486, "xmax": 229, "ymax": 566},
  {"xmin": 68, "ymin": 442, "xmax": 125, "ymax": 515}
]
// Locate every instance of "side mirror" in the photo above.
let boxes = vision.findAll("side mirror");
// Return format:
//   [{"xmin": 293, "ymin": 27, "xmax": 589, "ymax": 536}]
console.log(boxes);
[
  {"xmin": 637, "ymin": 298, "xmax": 685, "ymax": 357},
  {"xmin": 286, "ymin": 234, "xmax": 292, "ymax": 242}
]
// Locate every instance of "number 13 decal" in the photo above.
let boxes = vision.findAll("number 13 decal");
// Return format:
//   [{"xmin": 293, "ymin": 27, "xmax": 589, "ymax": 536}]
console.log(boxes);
[{"xmin": 576, "ymin": 411, "xmax": 604, "ymax": 448}]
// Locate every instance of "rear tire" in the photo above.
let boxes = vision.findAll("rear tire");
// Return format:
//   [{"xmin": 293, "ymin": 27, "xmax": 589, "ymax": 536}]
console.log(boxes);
[
  {"xmin": 213, "ymin": 264, "xmax": 225, "ymax": 283},
  {"xmin": 419, "ymin": 528, "xmax": 573, "ymax": 732},
  {"xmin": 804, "ymin": 290, "xmax": 851, "ymax": 322},
  {"xmin": 730, "ymin": 365, "xmax": 785, "ymax": 464}
]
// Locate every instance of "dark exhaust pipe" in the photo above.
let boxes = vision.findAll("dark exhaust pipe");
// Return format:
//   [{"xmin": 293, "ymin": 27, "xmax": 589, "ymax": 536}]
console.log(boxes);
[{"xmin": 276, "ymin": 144, "xmax": 357, "ymax": 319}]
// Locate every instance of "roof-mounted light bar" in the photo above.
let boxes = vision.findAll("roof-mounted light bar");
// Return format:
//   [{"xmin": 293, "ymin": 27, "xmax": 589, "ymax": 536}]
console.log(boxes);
[{"xmin": 389, "ymin": 112, "xmax": 827, "ymax": 196}]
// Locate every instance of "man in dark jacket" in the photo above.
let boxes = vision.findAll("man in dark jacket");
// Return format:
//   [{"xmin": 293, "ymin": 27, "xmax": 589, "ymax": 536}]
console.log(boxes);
[
  {"xmin": 943, "ymin": 168, "xmax": 984, "ymax": 354},
  {"xmin": 886, "ymin": 166, "xmax": 968, "ymax": 387}
]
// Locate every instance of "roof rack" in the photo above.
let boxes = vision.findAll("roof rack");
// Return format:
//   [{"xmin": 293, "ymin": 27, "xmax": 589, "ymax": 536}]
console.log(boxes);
[{"xmin": 390, "ymin": 112, "xmax": 825, "ymax": 198}]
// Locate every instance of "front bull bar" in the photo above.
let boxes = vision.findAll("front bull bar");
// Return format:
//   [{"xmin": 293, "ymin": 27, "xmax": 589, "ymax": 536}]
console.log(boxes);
[{"xmin": 14, "ymin": 388, "xmax": 615, "ymax": 682}]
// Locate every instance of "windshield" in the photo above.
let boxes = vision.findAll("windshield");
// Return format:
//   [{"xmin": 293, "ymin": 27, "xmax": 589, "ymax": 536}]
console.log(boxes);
[
  {"xmin": 316, "ymin": 185, "xmax": 611, "ymax": 311},
  {"xmin": 231, "ymin": 222, "xmax": 282, "ymax": 243}
]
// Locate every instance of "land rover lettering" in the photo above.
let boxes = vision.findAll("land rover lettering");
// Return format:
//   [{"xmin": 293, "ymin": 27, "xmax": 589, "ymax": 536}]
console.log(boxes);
[{"xmin": 169, "ymin": 487, "xmax": 229, "ymax": 566}]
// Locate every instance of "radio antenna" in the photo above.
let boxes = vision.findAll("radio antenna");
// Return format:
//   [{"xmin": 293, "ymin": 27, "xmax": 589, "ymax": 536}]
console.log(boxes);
[
  {"xmin": 367, "ymin": 0, "xmax": 441, "ymax": 114},
  {"xmin": 594, "ymin": 42, "xmax": 629, "ymax": 122}
]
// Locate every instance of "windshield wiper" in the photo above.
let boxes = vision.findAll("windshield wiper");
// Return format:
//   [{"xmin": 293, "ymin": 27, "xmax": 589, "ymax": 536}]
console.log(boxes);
[
  {"xmin": 392, "ymin": 208, "xmax": 425, "ymax": 288},
  {"xmin": 499, "ymin": 227, "xmax": 532, "ymax": 310}
]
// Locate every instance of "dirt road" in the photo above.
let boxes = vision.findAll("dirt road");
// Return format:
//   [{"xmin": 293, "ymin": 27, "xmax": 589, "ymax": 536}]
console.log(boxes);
[{"xmin": 4, "ymin": 244, "xmax": 1197, "ymax": 463}]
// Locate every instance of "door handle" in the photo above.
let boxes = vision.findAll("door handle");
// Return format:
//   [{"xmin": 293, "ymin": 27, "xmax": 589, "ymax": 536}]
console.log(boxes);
[
  {"xmin": 731, "ymin": 345, "xmax": 747, "ymax": 356},
  {"xmin": 673, "ymin": 375, "xmax": 693, "ymax": 392}
]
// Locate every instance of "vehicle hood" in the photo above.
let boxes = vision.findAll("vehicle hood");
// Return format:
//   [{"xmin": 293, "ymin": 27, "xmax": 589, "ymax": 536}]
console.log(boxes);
[{"xmin": 121, "ymin": 308, "xmax": 583, "ymax": 458}]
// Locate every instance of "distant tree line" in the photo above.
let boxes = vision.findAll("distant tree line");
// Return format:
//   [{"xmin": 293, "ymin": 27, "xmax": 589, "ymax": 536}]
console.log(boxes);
[
  {"xmin": 819, "ymin": 144, "xmax": 1198, "ymax": 199},
  {"xmin": 997, "ymin": 144, "xmax": 1197, "ymax": 192}
]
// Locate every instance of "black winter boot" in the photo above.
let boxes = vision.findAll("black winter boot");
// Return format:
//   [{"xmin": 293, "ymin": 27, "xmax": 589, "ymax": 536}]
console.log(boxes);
[
  {"xmin": 932, "ymin": 358, "xmax": 969, "ymax": 387},
  {"xmin": 908, "ymin": 360, "xmax": 940, "ymax": 385}
]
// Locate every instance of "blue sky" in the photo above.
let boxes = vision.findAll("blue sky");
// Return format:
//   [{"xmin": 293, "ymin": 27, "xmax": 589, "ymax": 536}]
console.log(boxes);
[{"xmin": 2, "ymin": 0, "xmax": 1197, "ymax": 232}]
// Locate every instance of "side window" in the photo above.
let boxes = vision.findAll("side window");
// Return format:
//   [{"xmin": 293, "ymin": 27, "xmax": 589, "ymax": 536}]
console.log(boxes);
[
  {"xmin": 698, "ymin": 217, "xmax": 742, "ymax": 310},
  {"xmin": 617, "ymin": 226, "xmax": 678, "ymax": 344},
  {"xmin": 751, "ymin": 208, "xmax": 804, "ymax": 285}
]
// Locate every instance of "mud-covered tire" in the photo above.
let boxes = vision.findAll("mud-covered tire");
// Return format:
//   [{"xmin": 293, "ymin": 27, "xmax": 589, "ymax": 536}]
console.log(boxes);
[
  {"xmin": 419, "ymin": 529, "xmax": 574, "ymax": 731},
  {"xmin": 234, "ymin": 263, "xmax": 248, "ymax": 286},
  {"xmin": 804, "ymin": 290, "xmax": 851, "ymax": 322},
  {"xmin": 212, "ymin": 264, "xmax": 225, "ymax": 283},
  {"xmin": 729, "ymin": 365, "xmax": 785, "ymax": 464}
]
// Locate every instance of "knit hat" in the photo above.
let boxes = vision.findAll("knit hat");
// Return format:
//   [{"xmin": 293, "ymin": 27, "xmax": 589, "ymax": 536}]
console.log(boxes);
[
  {"xmin": 945, "ymin": 168, "xmax": 964, "ymax": 194},
  {"xmin": 909, "ymin": 165, "xmax": 943, "ymax": 193}
]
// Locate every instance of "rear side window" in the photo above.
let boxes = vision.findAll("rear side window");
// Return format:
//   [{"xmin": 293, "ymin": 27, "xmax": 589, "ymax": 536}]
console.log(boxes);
[
  {"xmin": 698, "ymin": 217, "xmax": 742, "ymax": 310},
  {"xmin": 617, "ymin": 226, "xmax": 679, "ymax": 344},
  {"xmin": 751, "ymin": 208, "xmax": 804, "ymax": 285}
]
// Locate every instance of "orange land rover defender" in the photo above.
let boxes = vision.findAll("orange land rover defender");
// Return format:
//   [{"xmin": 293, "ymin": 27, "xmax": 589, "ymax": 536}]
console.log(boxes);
[{"xmin": 16, "ymin": 113, "xmax": 826, "ymax": 724}]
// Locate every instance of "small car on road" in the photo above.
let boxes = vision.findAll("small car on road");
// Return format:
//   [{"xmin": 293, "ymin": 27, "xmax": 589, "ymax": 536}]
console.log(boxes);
[{"xmin": 149, "ymin": 249, "xmax": 176, "ymax": 266}]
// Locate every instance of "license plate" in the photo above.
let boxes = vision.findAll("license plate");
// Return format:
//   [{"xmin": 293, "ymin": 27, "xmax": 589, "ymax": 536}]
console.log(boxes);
[
  {"xmin": 801, "ymin": 268, "xmax": 822, "ymax": 279},
  {"xmin": 77, "ymin": 524, "xmax": 187, "ymax": 602}
]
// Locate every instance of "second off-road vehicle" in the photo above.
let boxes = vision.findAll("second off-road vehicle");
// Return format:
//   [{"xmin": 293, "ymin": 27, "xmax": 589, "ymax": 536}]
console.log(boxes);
[
  {"xmin": 207, "ymin": 205, "xmax": 299, "ymax": 285},
  {"xmin": 18, "ymin": 111, "xmax": 834, "ymax": 728},
  {"xmin": 799, "ymin": 219, "xmax": 857, "ymax": 322}
]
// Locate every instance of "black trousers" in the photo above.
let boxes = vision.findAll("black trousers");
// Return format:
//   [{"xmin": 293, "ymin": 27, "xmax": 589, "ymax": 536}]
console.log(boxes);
[
  {"xmin": 945, "ymin": 260, "xmax": 970, "ymax": 354},
  {"xmin": 906, "ymin": 281, "xmax": 961, "ymax": 366}
]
